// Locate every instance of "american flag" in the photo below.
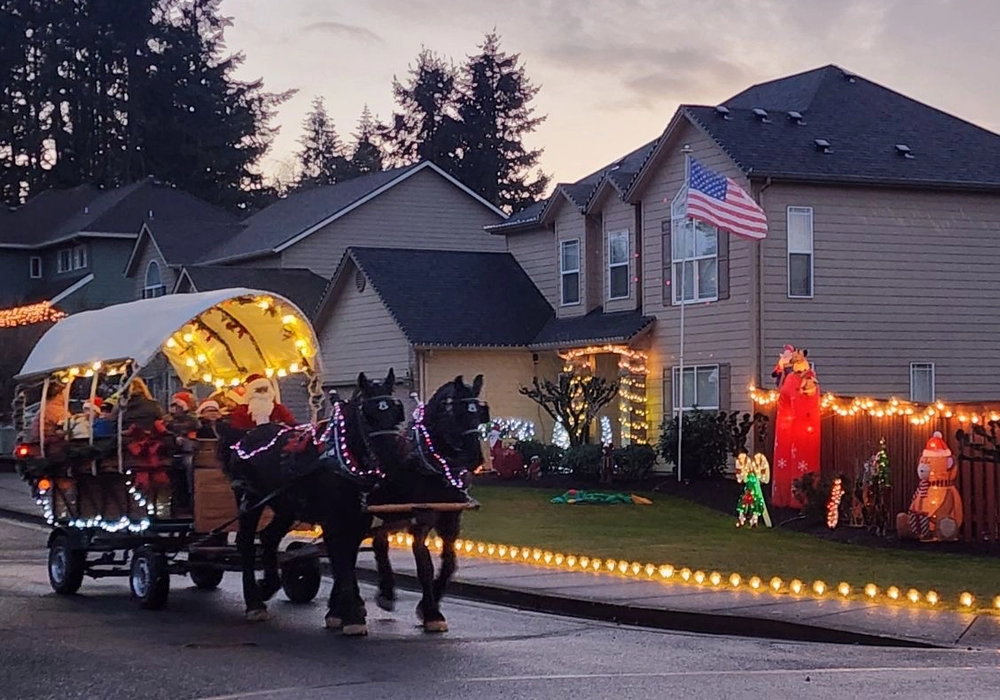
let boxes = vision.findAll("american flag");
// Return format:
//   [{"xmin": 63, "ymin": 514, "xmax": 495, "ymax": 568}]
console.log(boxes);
[{"xmin": 686, "ymin": 158, "xmax": 767, "ymax": 240}]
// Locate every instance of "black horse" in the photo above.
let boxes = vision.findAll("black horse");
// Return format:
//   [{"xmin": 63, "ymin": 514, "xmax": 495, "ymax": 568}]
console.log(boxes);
[
  {"xmin": 218, "ymin": 368, "xmax": 405, "ymax": 635},
  {"xmin": 368, "ymin": 374, "xmax": 489, "ymax": 633}
]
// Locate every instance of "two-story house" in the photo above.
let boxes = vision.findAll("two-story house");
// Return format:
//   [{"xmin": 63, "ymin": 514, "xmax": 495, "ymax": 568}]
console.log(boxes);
[
  {"xmin": 483, "ymin": 64, "xmax": 1000, "ymax": 445},
  {"xmin": 0, "ymin": 178, "xmax": 237, "ymax": 318}
]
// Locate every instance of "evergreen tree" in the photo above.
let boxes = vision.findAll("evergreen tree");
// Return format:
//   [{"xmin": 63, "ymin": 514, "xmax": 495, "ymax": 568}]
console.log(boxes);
[
  {"xmin": 382, "ymin": 48, "xmax": 461, "ymax": 173},
  {"xmin": 455, "ymin": 32, "xmax": 549, "ymax": 212},
  {"xmin": 293, "ymin": 96, "xmax": 348, "ymax": 190},
  {"xmin": 0, "ymin": 0, "xmax": 288, "ymax": 212},
  {"xmin": 345, "ymin": 105, "xmax": 383, "ymax": 179}
]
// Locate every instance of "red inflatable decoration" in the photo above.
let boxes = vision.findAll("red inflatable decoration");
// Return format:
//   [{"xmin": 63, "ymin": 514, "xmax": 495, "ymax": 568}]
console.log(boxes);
[{"xmin": 771, "ymin": 347, "xmax": 821, "ymax": 509}]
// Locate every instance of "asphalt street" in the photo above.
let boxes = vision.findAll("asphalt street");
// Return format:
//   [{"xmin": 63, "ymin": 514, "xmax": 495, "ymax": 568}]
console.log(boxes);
[{"xmin": 1, "ymin": 517, "xmax": 998, "ymax": 700}]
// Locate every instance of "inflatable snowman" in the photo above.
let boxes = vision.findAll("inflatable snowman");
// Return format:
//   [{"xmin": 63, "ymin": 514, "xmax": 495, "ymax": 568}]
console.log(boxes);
[{"xmin": 896, "ymin": 431, "xmax": 963, "ymax": 541}]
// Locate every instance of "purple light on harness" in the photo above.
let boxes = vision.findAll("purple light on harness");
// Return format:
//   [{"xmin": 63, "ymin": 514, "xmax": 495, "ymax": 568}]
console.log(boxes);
[{"xmin": 413, "ymin": 402, "xmax": 465, "ymax": 489}]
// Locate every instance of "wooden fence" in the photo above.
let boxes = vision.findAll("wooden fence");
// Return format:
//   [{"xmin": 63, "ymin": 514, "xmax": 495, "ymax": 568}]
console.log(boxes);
[{"xmin": 755, "ymin": 402, "xmax": 1000, "ymax": 543}]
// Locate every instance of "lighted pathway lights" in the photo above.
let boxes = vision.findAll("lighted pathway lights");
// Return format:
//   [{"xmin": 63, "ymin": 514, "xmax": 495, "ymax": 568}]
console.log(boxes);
[{"xmin": 386, "ymin": 533, "xmax": 997, "ymax": 613}]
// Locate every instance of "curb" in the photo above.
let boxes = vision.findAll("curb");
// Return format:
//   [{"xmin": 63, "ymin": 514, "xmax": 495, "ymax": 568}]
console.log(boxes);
[
  {"xmin": 0, "ymin": 503, "xmax": 938, "ymax": 649},
  {"xmin": 352, "ymin": 566, "xmax": 937, "ymax": 649}
]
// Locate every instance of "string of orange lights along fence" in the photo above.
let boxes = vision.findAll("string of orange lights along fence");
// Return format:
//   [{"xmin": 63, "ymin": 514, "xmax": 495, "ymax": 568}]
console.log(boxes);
[
  {"xmin": 749, "ymin": 385, "xmax": 1000, "ymax": 426},
  {"xmin": 0, "ymin": 301, "xmax": 67, "ymax": 328},
  {"xmin": 386, "ymin": 532, "xmax": 998, "ymax": 613}
]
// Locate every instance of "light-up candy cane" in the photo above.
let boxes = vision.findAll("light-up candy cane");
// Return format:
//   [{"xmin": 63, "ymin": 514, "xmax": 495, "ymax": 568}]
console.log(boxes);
[{"xmin": 735, "ymin": 453, "xmax": 772, "ymax": 528}]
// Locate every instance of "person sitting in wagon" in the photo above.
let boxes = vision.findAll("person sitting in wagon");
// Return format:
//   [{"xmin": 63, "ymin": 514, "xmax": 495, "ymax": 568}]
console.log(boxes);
[
  {"xmin": 166, "ymin": 391, "xmax": 200, "ymax": 509},
  {"xmin": 38, "ymin": 382, "xmax": 69, "ymax": 442},
  {"xmin": 228, "ymin": 374, "xmax": 296, "ymax": 431},
  {"xmin": 195, "ymin": 399, "xmax": 222, "ymax": 438},
  {"xmin": 67, "ymin": 397, "xmax": 105, "ymax": 439}
]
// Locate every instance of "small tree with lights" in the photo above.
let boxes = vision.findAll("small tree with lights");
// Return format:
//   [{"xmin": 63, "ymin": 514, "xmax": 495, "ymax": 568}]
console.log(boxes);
[{"xmin": 518, "ymin": 373, "xmax": 618, "ymax": 447}]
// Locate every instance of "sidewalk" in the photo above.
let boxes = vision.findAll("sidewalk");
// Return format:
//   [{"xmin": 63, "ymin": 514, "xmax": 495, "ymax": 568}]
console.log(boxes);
[{"xmin": 1, "ymin": 471, "xmax": 998, "ymax": 649}]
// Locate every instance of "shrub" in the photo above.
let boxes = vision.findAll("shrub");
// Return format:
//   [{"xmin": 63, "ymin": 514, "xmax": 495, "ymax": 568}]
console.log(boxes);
[
  {"xmin": 561, "ymin": 444, "xmax": 603, "ymax": 481},
  {"xmin": 512, "ymin": 440, "xmax": 564, "ymax": 474},
  {"xmin": 657, "ymin": 410, "xmax": 769, "ymax": 480},
  {"xmin": 613, "ymin": 444, "xmax": 657, "ymax": 480}
]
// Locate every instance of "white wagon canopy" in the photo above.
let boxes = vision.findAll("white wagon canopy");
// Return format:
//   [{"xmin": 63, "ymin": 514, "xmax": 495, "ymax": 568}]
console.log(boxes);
[{"xmin": 17, "ymin": 288, "xmax": 321, "ymax": 387}]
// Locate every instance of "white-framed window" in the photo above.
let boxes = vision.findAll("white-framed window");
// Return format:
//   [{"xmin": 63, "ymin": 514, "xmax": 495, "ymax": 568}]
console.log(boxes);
[
  {"xmin": 57, "ymin": 249, "xmax": 72, "ymax": 273},
  {"xmin": 72, "ymin": 244, "xmax": 88, "ymax": 270},
  {"xmin": 910, "ymin": 362, "xmax": 935, "ymax": 403},
  {"xmin": 787, "ymin": 206, "xmax": 814, "ymax": 298},
  {"xmin": 142, "ymin": 260, "xmax": 166, "ymax": 299},
  {"xmin": 607, "ymin": 230, "xmax": 630, "ymax": 300},
  {"xmin": 672, "ymin": 364, "xmax": 720, "ymax": 412},
  {"xmin": 560, "ymin": 239, "xmax": 581, "ymax": 306},
  {"xmin": 670, "ymin": 186, "xmax": 718, "ymax": 304},
  {"xmin": 29, "ymin": 256, "xmax": 42, "ymax": 279}
]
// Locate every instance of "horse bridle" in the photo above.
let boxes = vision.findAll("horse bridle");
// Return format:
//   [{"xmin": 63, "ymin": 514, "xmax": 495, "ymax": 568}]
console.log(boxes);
[
  {"xmin": 440, "ymin": 396, "xmax": 490, "ymax": 437},
  {"xmin": 356, "ymin": 393, "xmax": 405, "ymax": 439}
]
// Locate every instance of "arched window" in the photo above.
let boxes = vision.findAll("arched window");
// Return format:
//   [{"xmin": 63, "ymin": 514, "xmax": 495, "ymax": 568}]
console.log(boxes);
[{"xmin": 142, "ymin": 260, "xmax": 166, "ymax": 299}]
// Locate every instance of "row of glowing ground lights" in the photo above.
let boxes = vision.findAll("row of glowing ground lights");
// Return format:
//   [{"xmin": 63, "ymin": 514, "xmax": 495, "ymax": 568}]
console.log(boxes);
[{"xmin": 383, "ymin": 532, "xmax": 996, "ymax": 613}]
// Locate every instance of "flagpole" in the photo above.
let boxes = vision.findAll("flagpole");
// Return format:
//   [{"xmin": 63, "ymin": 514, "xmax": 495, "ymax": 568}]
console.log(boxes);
[{"xmin": 677, "ymin": 148, "xmax": 692, "ymax": 483}]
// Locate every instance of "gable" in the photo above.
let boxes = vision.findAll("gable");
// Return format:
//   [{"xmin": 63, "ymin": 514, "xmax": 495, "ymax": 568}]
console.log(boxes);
[
  {"xmin": 315, "ymin": 258, "xmax": 410, "ymax": 384},
  {"xmin": 279, "ymin": 166, "xmax": 506, "ymax": 278}
]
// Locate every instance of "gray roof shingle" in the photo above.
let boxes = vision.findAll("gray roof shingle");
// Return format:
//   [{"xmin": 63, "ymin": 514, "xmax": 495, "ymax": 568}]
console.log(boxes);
[
  {"xmin": 147, "ymin": 221, "xmax": 246, "ymax": 266},
  {"xmin": 0, "ymin": 179, "xmax": 235, "ymax": 248},
  {"xmin": 685, "ymin": 64, "xmax": 1000, "ymax": 188},
  {"xmin": 181, "ymin": 266, "xmax": 329, "ymax": 318},
  {"xmin": 198, "ymin": 165, "xmax": 423, "ymax": 263},
  {"xmin": 486, "ymin": 138, "xmax": 658, "ymax": 233},
  {"xmin": 530, "ymin": 308, "xmax": 654, "ymax": 348},
  {"xmin": 346, "ymin": 247, "xmax": 554, "ymax": 347}
]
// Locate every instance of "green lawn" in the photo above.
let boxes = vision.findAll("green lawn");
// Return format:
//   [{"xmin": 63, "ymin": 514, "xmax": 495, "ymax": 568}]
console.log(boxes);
[{"xmin": 461, "ymin": 484, "xmax": 1000, "ymax": 610}]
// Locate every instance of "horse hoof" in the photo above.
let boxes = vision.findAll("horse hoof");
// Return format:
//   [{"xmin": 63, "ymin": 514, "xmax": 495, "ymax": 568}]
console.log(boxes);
[
  {"xmin": 342, "ymin": 623, "xmax": 368, "ymax": 637},
  {"xmin": 325, "ymin": 614, "xmax": 343, "ymax": 630},
  {"xmin": 423, "ymin": 619, "xmax": 448, "ymax": 633},
  {"xmin": 246, "ymin": 608, "xmax": 269, "ymax": 622},
  {"xmin": 375, "ymin": 593, "xmax": 396, "ymax": 612}
]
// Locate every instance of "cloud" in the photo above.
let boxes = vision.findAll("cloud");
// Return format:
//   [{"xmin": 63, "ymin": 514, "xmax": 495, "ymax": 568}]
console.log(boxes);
[{"xmin": 303, "ymin": 21, "xmax": 383, "ymax": 44}]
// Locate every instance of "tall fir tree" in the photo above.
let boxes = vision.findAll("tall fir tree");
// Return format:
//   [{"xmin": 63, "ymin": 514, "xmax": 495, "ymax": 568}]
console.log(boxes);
[
  {"xmin": 382, "ymin": 48, "xmax": 461, "ymax": 173},
  {"xmin": 344, "ymin": 105, "xmax": 383, "ymax": 179},
  {"xmin": 293, "ymin": 96, "xmax": 349, "ymax": 190},
  {"xmin": 455, "ymin": 32, "xmax": 549, "ymax": 212},
  {"xmin": 0, "ymin": 0, "xmax": 288, "ymax": 211}
]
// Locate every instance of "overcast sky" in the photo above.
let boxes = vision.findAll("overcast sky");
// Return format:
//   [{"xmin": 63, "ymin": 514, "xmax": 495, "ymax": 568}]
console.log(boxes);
[{"xmin": 218, "ymin": 0, "xmax": 999, "ymax": 187}]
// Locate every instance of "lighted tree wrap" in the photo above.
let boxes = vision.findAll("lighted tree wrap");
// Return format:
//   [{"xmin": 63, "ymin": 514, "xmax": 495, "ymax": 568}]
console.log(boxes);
[
  {"xmin": 771, "ymin": 347, "xmax": 821, "ymax": 509},
  {"xmin": 518, "ymin": 374, "xmax": 618, "ymax": 447}
]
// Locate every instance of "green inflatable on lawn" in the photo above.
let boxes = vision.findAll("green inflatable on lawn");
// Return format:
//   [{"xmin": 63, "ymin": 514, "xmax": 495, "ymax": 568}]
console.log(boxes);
[{"xmin": 550, "ymin": 490, "xmax": 652, "ymax": 505}]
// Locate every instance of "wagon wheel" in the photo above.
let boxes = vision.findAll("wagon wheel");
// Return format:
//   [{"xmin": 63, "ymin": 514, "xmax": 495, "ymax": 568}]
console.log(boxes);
[
  {"xmin": 48, "ymin": 533, "xmax": 86, "ymax": 595},
  {"xmin": 189, "ymin": 566, "xmax": 224, "ymax": 591},
  {"xmin": 281, "ymin": 541, "xmax": 321, "ymax": 604},
  {"xmin": 130, "ymin": 545, "xmax": 170, "ymax": 610}
]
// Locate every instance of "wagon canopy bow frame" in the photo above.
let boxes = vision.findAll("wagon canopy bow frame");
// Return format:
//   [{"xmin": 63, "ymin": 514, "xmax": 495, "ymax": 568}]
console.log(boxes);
[{"xmin": 16, "ymin": 288, "xmax": 323, "ymax": 417}]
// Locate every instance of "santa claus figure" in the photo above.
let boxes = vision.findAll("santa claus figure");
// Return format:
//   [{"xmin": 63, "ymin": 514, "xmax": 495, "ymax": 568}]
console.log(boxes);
[
  {"xmin": 771, "ymin": 347, "xmax": 821, "ymax": 509},
  {"xmin": 228, "ymin": 374, "xmax": 296, "ymax": 431}
]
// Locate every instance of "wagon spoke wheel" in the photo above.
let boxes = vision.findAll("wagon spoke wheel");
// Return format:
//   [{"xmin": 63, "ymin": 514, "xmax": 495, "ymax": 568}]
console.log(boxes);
[
  {"xmin": 130, "ymin": 546, "xmax": 170, "ymax": 610},
  {"xmin": 281, "ymin": 541, "xmax": 321, "ymax": 604},
  {"xmin": 48, "ymin": 533, "xmax": 86, "ymax": 595}
]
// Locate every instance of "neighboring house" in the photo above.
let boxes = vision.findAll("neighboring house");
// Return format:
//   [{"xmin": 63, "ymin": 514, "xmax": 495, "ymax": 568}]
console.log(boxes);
[
  {"xmin": 482, "ymin": 64, "xmax": 1000, "ymax": 444},
  {"xmin": 0, "ymin": 178, "xmax": 235, "ymax": 316},
  {"xmin": 195, "ymin": 161, "xmax": 506, "ymax": 276}
]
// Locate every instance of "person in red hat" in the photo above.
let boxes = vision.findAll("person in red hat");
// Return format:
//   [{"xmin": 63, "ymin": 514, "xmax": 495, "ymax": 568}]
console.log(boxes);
[{"xmin": 228, "ymin": 374, "xmax": 296, "ymax": 431}]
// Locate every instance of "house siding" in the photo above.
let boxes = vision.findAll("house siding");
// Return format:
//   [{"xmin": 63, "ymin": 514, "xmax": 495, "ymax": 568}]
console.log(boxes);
[
  {"xmin": 280, "ymin": 168, "xmax": 505, "ymax": 278},
  {"xmin": 317, "ymin": 260, "xmax": 411, "ymax": 387},
  {"xmin": 760, "ymin": 184, "xmax": 1000, "ymax": 401},
  {"xmin": 0, "ymin": 251, "xmax": 31, "ymax": 301},
  {"xmin": 420, "ymin": 348, "xmax": 562, "ymax": 442},
  {"xmin": 129, "ymin": 237, "xmax": 174, "ymax": 300},
  {"xmin": 505, "ymin": 225, "xmax": 557, "ymax": 309},
  {"xmin": 553, "ymin": 199, "xmax": 587, "ymax": 317},
  {"xmin": 636, "ymin": 119, "xmax": 756, "ymax": 434}
]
